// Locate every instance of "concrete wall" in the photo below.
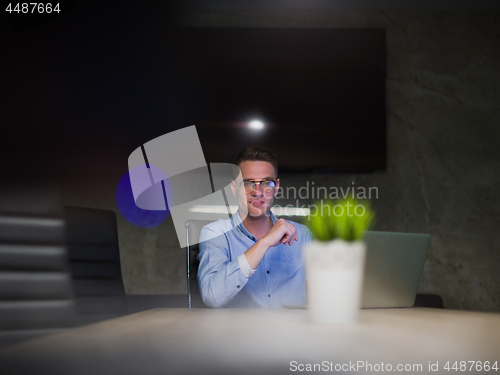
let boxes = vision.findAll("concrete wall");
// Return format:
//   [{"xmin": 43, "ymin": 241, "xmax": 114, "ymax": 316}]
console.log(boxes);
[{"xmin": 63, "ymin": 10, "xmax": 500, "ymax": 311}]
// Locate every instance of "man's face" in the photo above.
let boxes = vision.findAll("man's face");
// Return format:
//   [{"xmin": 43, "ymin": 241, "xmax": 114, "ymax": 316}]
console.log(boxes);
[{"xmin": 231, "ymin": 160, "xmax": 279, "ymax": 219}]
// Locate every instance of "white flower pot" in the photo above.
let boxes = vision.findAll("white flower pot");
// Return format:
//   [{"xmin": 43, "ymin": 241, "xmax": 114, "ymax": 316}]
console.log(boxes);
[{"xmin": 304, "ymin": 239, "xmax": 366, "ymax": 323}]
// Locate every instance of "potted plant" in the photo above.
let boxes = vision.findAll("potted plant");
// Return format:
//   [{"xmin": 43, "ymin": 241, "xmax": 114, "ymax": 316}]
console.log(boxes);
[{"xmin": 305, "ymin": 197, "xmax": 375, "ymax": 323}]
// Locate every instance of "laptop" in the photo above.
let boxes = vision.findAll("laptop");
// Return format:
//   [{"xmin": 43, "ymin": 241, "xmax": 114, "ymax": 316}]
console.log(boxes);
[{"xmin": 285, "ymin": 231, "xmax": 431, "ymax": 309}]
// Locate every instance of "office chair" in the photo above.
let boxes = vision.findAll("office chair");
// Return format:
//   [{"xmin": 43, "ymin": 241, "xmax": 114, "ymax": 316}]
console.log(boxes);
[
  {"xmin": 184, "ymin": 219, "xmax": 216, "ymax": 308},
  {"xmin": 413, "ymin": 293, "xmax": 444, "ymax": 308},
  {"xmin": 0, "ymin": 184, "xmax": 77, "ymax": 347},
  {"xmin": 65, "ymin": 206, "xmax": 129, "ymax": 325}
]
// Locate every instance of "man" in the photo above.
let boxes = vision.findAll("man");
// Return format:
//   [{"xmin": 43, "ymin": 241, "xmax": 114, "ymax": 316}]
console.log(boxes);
[{"xmin": 197, "ymin": 146, "xmax": 311, "ymax": 308}]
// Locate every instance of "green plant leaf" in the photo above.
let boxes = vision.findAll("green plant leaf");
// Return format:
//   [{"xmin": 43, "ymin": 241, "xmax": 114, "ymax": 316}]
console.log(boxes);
[{"xmin": 306, "ymin": 197, "xmax": 375, "ymax": 242}]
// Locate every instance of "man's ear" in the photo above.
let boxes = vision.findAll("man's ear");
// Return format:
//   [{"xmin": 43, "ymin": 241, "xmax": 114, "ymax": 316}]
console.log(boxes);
[
  {"xmin": 274, "ymin": 178, "xmax": 280, "ymax": 197},
  {"xmin": 230, "ymin": 180, "xmax": 237, "ymax": 197}
]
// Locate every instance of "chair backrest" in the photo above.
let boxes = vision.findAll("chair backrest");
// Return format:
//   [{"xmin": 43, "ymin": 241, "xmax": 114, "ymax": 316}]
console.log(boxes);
[
  {"xmin": 65, "ymin": 206, "xmax": 128, "ymax": 325},
  {"xmin": 185, "ymin": 219, "xmax": 216, "ymax": 308},
  {"xmin": 413, "ymin": 293, "xmax": 443, "ymax": 308},
  {"xmin": 0, "ymin": 184, "xmax": 77, "ymax": 347}
]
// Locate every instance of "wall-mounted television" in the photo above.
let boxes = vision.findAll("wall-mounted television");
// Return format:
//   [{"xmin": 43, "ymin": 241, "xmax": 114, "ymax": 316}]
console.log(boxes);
[
  {"xmin": 163, "ymin": 27, "xmax": 386, "ymax": 172},
  {"xmin": 1, "ymin": 26, "xmax": 385, "ymax": 182}
]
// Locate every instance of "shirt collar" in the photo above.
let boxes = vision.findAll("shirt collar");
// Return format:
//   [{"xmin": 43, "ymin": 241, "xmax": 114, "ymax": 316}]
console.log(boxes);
[{"xmin": 231, "ymin": 209, "xmax": 278, "ymax": 241}]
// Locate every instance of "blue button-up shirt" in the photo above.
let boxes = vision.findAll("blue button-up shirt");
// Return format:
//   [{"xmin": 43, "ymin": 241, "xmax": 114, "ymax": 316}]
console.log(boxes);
[{"xmin": 197, "ymin": 211, "xmax": 311, "ymax": 308}]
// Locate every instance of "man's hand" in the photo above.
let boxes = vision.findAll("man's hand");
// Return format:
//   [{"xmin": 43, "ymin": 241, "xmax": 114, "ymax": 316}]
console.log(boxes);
[
  {"xmin": 261, "ymin": 218, "xmax": 298, "ymax": 247},
  {"xmin": 243, "ymin": 219, "xmax": 299, "ymax": 270}
]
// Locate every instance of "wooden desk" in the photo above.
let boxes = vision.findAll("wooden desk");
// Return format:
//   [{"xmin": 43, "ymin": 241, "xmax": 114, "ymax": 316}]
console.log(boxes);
[{"xmin": 1, "ymin": 308, "xmax": 499, "ymax": 374}]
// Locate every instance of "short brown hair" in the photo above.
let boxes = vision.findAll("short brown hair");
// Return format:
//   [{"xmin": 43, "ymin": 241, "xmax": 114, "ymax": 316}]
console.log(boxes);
[{"xmin": 233, "ymin": 146, "xmax": 278, "ymax": 176}]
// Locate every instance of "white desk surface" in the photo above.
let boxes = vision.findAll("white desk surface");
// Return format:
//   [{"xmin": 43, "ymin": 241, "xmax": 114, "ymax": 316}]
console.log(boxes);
[{"xmin": 1, "ymin": 307, "xmax": 499, "ymax": 375}]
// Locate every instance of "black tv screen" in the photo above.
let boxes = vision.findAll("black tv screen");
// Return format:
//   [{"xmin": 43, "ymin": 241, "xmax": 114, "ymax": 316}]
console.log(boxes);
[
  {"xmin": 164, "ymin": 28, "xmax": 386, "ymax": 172},
  {"xmin": 2, "ymin": 26, "xmax": 385, "ymax": 182}
]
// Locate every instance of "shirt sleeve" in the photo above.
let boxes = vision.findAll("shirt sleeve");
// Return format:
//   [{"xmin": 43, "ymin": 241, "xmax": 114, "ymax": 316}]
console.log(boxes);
[
  {"xmin": 197, "ymin": 226, "xmax": 251, "ymax": 308},
  {"xmin": 237, "ymin": 253, "xmax": 256, "ymax": 278},
  {"xmin": 302, "ymin": 226, "xmax": 313, "ymax": 283},
  {"xmin": 304, "ymin": 226, "xmax": 313, "ymax": 243}
]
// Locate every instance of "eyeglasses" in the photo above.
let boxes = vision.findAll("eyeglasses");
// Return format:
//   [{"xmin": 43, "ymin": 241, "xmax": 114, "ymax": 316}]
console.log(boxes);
[{"xmin": 239, "ymin": 179, "xmax": 277, "ymax": 192}]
